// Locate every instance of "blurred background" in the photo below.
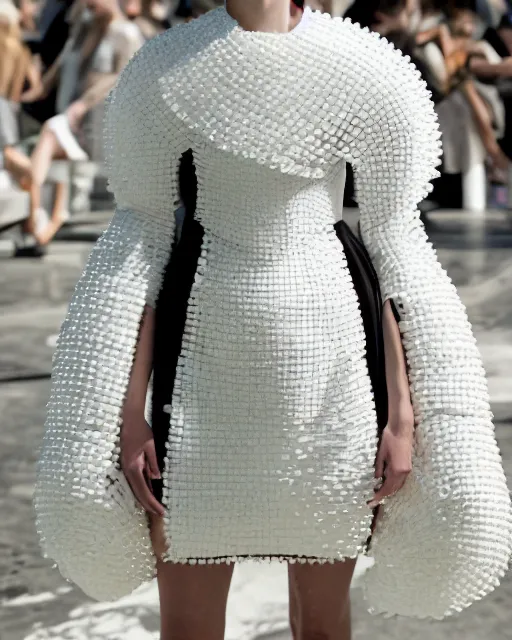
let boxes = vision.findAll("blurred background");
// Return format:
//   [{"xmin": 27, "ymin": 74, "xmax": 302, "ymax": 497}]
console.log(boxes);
[{"xmin": 0, "ymin": 1, "xmax": 511, "ymax": 639}]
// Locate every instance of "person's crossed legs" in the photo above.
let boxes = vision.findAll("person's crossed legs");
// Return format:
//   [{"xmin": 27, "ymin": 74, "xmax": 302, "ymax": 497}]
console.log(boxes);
[{"xmin": 28, "ymin": 121, "xmax": 69, "ymax": 245}]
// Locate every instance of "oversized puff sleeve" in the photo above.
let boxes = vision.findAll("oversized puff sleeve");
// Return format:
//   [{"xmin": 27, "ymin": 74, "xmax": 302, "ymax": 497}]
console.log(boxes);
[
  {"xmin": 34, "ymin": 41, "xmax": 189, "ymax": 601},
  {"xmin": 345, "ymin": 30, "xmax": 512, "ymax": 618}
]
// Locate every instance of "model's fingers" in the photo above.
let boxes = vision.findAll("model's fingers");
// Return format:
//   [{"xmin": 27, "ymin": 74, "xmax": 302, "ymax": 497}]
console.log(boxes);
[
  {"xmin": 125, "ymin": 464, "xmax": 154, "ymax": 513},
  {"xmin": 144, "ymin": 441, "xmax": 161, "ymax": 479},
  {"xmin": 374, "ymin": 448, "xmax": 385, "ymax": 479},
  {"xmin": 126, "ymin": 464, "xmax": 164, "ymax": 516},
  {"xmin": 134, "ymin": 473, "xmax": 165, "ymax": 516},
  {"xmin": 368, "ymin": 474, "xmax": 406, "ymax": 508},
  {"xmin": 144, "ymin": 459, "xmax": 155, "ymax": 493}
]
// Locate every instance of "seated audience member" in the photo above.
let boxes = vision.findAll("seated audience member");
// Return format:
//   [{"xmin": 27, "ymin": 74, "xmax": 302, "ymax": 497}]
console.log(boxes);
[
  {"xmin": 0, "ymin": 0, "xmax": 41, "ymax": 191},
  {"xmin": 174, "ymin": 0, "xmax": 223, "ymax": 21},
  {"xmin": 414, "ymin": 1, "xmax": 508, "ymax": 184},
  {"xmin": 22, "ymin": 0, "xmax": 77, "ymax": 126},
  {"xmin": 13, "ymin": 0, "xmax": 143, "ymax": 255},
  {"xmin": 16, "ymin": 0, "xmax": 37, "ymax": 33},
  {"xmin": 122, "ymin": 0, "xmax": 171, "ymax": 40},
  {"xmin": 496, "ymin": 4, "xmax": 512, "ymax": 53},
  {"xmin": 465, "ymin": 5, "xmax": 512, "ymax": 161}
]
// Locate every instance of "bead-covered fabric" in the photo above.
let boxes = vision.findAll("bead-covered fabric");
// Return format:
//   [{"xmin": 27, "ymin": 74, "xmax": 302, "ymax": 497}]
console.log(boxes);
[{"xmin": 34, "ymin": 8, "xmax": 512, "ymax": 617}]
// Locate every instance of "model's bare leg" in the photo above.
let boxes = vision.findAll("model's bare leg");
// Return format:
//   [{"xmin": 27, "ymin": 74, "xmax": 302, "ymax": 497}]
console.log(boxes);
[
  {"xmin": 288, "ymin": 559, "xmax": 356, "ymax": 640},
  {"xmin": 29, "ymin": 123, "xmax": 69, "ymax": 243},
  {"xmin": 149, "ymin": 515, "xmax": 234, "ymax": 640}
]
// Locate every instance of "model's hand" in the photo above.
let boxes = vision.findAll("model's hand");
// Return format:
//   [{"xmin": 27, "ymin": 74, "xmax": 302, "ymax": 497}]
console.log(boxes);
[
  {"xmin": 368, "ymin": 402, "xmax": 414, "ymax": 508},
  {"xmin": 120, "ymin": 413, "xmax": 165, "ymax": 516}
]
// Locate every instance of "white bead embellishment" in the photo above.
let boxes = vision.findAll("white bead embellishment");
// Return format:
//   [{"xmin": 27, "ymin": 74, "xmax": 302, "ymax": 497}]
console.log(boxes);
[{"xmin": 34, "ymin": 7, "xmax": 511, "ymax": 618}]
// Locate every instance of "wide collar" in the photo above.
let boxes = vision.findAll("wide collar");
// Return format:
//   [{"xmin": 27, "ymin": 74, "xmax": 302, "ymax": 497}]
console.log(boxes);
[{"xmin": 154, "ymin": 8, "xmax": 360, "ymax": 178}]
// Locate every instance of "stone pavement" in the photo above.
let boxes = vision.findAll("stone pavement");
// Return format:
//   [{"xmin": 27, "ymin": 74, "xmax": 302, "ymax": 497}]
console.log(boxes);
[{"xmin": 0, "ymin": 209, "xmax": 511, "ymax": 640}]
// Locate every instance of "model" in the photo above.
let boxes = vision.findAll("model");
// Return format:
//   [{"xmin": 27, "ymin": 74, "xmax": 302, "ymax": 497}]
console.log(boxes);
[{"xmin": 35, "ymin": 0, "xmax": 512, "ymax": 637}]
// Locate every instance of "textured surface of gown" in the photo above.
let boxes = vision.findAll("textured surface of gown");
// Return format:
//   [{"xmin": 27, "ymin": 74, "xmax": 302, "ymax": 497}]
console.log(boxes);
[{"xmin": 35, "ymin": 7, "xmax": 512, "ymax": 618}]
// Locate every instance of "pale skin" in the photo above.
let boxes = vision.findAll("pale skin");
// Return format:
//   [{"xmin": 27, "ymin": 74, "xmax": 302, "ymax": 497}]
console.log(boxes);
[{"xmin": 120, "ymin": 3, "xmax": 414, "ymax": 639}]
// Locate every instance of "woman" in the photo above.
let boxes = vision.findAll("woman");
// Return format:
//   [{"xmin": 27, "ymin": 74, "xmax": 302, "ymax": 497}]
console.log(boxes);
[
  {"xmin": 416, "ymin": 4, "xmax": 509, "ymax": 176},
  {"xmin": 17, "ymin": 0, "xmax": 142, "ymax": 251},
  {"xmin": 35, "ymin": 1, "xmax": 512, "ymax": 638},
  {"xmin": 0, "ymin": 0, "xmax": 40, "ymax": 191},
  {"xmin": 122, "ymin": 0, "xmax": 171, "ymax": 41}
]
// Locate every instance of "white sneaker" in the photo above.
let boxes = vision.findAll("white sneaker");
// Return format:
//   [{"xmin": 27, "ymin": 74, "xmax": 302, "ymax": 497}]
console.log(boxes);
[{"xmin": 46, "ymin": 115, "xmax": 89, "ymax": 162}]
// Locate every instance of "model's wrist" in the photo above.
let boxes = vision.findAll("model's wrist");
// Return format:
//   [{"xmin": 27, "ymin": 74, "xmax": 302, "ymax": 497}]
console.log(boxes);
[
  {"xmin": 122, "ymin": 402, "xmax": 146, "ymax": 424},
  {"xmin": 386, "ymin": 379, "xmax": 411, "ymax": 404},
  {"xmin": 388, "ymin": 399, "xmax": 415, "ymax": 435}
]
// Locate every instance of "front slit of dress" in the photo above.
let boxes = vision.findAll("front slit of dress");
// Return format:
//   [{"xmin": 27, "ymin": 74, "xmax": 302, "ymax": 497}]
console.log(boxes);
[
  {"xmin": 151, "ymin": 149, "xmax": 202, "ymax": 503},
  {"xmin": 333, "ymin": 220, "xmax": 388, "ymax": 544}
]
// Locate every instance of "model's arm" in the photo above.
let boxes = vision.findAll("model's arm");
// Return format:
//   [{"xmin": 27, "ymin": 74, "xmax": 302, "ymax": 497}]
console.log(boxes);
[
  {"xmin": 352, "ymin": 32, "xmax": 491, "ymax": 468},
  {"xmin": 345, "ymin": 28, "xmax": 494, "ymax": 506},
  {"xmin": 382, "ymin": 300, "xmax": 412, "ymax": 421},
  {"xmin": 368, "ymin": 299, "xmax": 414, "ymax": 507},
  {"xmin": 347, "ymin": 33, "xmax": 512, "ymax": 612},
  {"xmin": 121, "ymin": 305, "xmax": 164, "ymax": 517},
  {"xmin": 102, "ymin": 41, "xmax": 193, "ymax": 515},
  {"xmin": 34, "ymin": 34, "xmax": 193, "ymax": 593},
  {"xmin": 122, "ymin": 305, "xmax": 155, "ymax": 417}
]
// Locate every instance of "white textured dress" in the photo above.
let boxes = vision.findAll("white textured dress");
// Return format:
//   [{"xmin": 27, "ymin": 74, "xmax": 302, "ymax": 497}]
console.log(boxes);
[{"xmin": 35, "ymin": 8, "xmax": 512, "ymax": 618}]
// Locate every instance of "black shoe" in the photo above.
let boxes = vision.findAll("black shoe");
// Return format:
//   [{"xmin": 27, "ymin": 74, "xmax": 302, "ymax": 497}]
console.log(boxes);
[{"xmin": 13, "ymin": 243, "xmax": 47, "ymax": 258}]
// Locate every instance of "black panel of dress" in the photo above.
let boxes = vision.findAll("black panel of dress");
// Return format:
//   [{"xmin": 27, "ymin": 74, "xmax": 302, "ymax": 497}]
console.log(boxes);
[
  {"xmin": 151, "ymin": 150, "xmax": 389, "ymax": 545},
  {"xmin": 151, "ymin": 149, "xmax": 201, "ymax": 503}
]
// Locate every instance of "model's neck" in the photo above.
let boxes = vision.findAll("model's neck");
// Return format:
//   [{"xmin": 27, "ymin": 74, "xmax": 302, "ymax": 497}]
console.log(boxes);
[{"xmin": 225, "ymin": 0, "xmax": 291, "ymax": 34}]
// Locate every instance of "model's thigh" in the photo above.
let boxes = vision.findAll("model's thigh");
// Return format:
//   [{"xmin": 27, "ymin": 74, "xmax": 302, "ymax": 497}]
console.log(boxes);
[
  {"xmin": 149, "ymin": 515, "xmax": 234, "ymax": 640},
  {"xmin": 288, "ymin": 559, "xmax": 357, "ymax": 640}
]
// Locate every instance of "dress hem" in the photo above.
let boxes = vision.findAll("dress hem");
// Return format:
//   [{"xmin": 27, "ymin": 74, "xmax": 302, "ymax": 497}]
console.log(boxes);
[{"xmin": 161, "ymin": 549, "xmax": 367, "ymax": 565}]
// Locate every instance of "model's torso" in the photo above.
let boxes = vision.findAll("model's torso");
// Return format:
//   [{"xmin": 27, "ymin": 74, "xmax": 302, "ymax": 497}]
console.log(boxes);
[{"xmin": 192, "ymin": 147, "xmax": 346, "ymax": 253}]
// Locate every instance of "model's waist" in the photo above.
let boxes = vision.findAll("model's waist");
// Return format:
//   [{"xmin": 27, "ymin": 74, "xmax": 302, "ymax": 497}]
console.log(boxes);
[{"xmin": 195, "ymin": 226, "xmax": 341, "ymax": 258}]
